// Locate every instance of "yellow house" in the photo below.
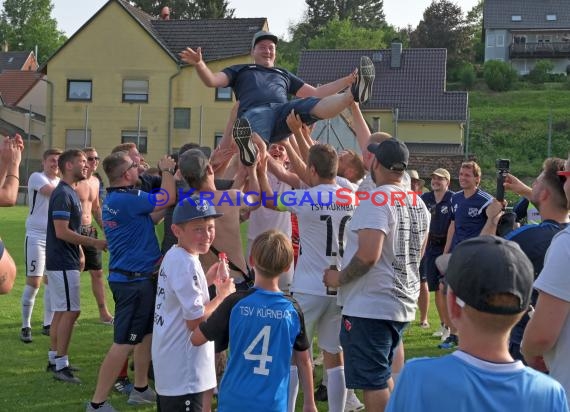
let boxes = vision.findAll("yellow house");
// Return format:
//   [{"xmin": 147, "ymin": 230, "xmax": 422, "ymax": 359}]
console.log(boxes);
[{"xmin": 40, "ymin": 0, "xmax": 268, "ymax": 164}]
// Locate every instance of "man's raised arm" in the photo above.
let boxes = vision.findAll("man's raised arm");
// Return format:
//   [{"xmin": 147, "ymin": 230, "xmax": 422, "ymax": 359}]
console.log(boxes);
[{"xmin": 179, "ymin": 46, "xmax": 230, "ymax": 88}]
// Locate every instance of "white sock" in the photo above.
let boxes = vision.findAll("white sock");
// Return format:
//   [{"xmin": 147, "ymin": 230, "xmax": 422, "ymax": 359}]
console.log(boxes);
[
  {"xmin": 55, "ymin": 355, "xmax": 69, "ymax": 371},
  {"xmin": 287, "ymin": 365, "xmax": 299, "ymax": 412},
  {"xmin": 21, "ymin": 285, "xmax": 39, "ymax": 328},
  {"xmin": 43, "ymin": 284, "xmax": 54, "ymax": 326},
  {"xmin": 326, "ymin": 366, "xmax": 347, "ymax": 412},
  {"xmin": 48, "ymin": 350, "xmax": 57, "ymax": 365}
]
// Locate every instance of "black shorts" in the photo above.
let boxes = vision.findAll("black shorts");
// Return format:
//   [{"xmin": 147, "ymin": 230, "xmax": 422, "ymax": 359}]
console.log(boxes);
[
  {"xmin": 157, "ymin": 391, "xmax": 204, "ymax": 412},
  {"xmin": 419, "ymin": 253, "xmax": 443, "ymax": 292},
  {"xmin": 80, "ymin": 225, "xmax": 102, "ymax": 271},
  {"xmin": 110, "ymin": 280, "xmax": 155, "ymax": 344}
]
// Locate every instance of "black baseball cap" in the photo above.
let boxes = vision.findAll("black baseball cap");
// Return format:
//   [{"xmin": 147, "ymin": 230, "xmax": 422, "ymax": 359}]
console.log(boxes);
[
  {"xmin": 367, "ymin": 138, "xmax": 409, "ymax": 171},
  {"xmin": 173, "ymin": 195, "xmax": 223, "ymax": 224},
  {"xmin": 445, "ymin": 236, "xmax": 534, "ymax": 315},
  {"xmin": 252, "ymin": 30, "xmax": 278, "ymax": 49}
]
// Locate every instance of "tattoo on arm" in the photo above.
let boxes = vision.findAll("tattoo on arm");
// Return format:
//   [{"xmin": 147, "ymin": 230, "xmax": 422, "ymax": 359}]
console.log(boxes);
[{"xmin": 339, "ymin": 255, "xmax": 373, "ymax": 286}]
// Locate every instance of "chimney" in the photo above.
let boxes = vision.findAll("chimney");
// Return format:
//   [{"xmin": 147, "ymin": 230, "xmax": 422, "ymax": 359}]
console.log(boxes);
[{"xmin": 391, "ymin": 41, "xmax": 402, "ymax": 69}]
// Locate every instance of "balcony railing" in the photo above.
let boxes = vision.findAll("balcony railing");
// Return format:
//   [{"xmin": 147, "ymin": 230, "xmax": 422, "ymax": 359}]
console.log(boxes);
[{"xmin": 510, "ymin": 42, "xmax": 570, "ymax": 58}]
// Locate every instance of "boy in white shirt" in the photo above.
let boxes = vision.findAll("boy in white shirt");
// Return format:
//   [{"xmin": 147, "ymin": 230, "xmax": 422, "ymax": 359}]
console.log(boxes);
[{"xmin": 152, "ymin": 195, "xmax": 235, "ymax": 412}]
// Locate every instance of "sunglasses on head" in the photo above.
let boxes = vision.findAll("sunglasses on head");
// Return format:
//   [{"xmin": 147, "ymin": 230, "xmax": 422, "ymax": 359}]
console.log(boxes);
[
  {"xmin": 557, "ymin": 170, "xmax": 570, "ymax": 183},
  {"xmin": 87, "ymin": 156, "xmax": 100, "ymax": 161}
]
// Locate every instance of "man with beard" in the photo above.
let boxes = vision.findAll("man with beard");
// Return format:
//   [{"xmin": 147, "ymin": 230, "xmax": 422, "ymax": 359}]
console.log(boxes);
[{"xmin": 45, "ymin": 149, "xmax": 107, "ymax": 383}]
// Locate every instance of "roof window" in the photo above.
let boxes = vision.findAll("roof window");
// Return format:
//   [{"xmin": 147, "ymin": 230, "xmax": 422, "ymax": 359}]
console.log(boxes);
[
  {"xmin": 511, "ymin": 15, "xmax": 522, "ymax": 21},
  {"xmin": 546, "ymin": 14, "xmax": 557, "ymax": 21}
]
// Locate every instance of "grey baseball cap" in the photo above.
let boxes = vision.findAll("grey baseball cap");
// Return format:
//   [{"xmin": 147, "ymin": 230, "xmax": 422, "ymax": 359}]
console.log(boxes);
[{"xmin": 252, "ymin": 30, "xmax": 278, "ymax": 49}]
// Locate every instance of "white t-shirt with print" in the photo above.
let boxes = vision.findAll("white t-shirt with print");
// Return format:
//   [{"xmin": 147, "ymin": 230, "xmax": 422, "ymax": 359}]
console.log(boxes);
[
  {"xmin": 339, "ymin": 184, "xmax": 430, "ymax": 322},
  {"xmin": 152, "ymin": 246, "xmax": 216, "ymax": 396},
  {"xmin": 533, "ymin": 226, "xmax": 570, "ymax": 395},
  {"xmin": 25, "ymin": 172, "xmax": 60, "ymax": 237},
  {"xmin": 283, "ymin": 183, "xmax": 355, "ymax": 296}
]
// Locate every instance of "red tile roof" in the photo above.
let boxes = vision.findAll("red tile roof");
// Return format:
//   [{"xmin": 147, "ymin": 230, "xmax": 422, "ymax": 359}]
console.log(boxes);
[{"xmin": 0, "ymin": 70, "xmax": 42, "ymax": 106}]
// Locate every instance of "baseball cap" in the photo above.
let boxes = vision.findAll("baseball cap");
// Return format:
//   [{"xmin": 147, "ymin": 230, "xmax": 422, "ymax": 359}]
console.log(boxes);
[
  {"xmin": 178, "ymin": 148, "xmax": 209, "ymax": 182},
  {"xmin": 173, "ymin": 195, "xmax": 223, "ymax": 224},
  {"xmin": 445, "ymin": 236, "xmax": 534, "ymax": 315},
  {"xmin": 252, "ymin": 30, "xmax": 278, "ymax": 49},
  {"xmin": 431, "ymin": 168, "xmax": 451, "ymax": 181},
  {"xmin": 367, "ymin": 138, "xmax": 409, "ymax": 171}
]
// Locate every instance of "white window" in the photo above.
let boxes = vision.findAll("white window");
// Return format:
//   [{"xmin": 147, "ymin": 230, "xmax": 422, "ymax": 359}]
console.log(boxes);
[
  {"xmin": 487, "ymin": 35, "xmax": 496, "ymax": 47},
  {"xmin": 497, "ymin": 35, "xmax": 505, "ymax": 47},
  {"xmin": 215, "ymin": 87, "xmax": 232, "ymax": 101},
  {"xmin": 546, "ymin": 14, "xmax": 557, "ymax": 21},
  {"xmin": 123, "ymin": 80, "xmax": 149, "ymax": 103},
  {"xmin": 67, "ymin": 80, "xmax": 92, "ymax": 101},
  {"xmin": 511, "ymin": 15, "xmax": 522, "ymax": 22},
  {"xmin": 122, "ymin": 130, "xmax": 148, "ymax": 153},
  {"xmin": 214, "ymin": 132, "xmax": 223, "ymax": 148},
  {"xmin": 174, "ymin": 108, "xmax": 191, "ymax": 129},
  {"xmin": 65, "ymin": 129, "xmax": 91, "ymax": 149}
]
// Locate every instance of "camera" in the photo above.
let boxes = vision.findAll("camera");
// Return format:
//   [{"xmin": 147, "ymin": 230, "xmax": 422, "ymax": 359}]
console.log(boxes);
[{"xmin": 495, "ymin": 158, "xmax": 510, "ymax": 202}]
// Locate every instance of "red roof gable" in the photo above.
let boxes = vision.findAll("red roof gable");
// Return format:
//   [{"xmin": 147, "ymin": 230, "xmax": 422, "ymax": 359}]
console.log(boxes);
[{"xmin": 0, "ymin": 70, "xmax": 42, "ymax": 106}]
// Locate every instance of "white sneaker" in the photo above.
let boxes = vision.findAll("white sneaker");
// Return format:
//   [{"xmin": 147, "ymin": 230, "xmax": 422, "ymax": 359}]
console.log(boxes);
[
  {"xmin": 345, "ymin": 389, "xmax": 364, "ymax": 412},
  {"xmin": 432, "ymin": 324, "xmax": 447, "ymax": 337},
  {"xmin": 440, "ymin": 327, "xmax": 451, "ymax": 342}
]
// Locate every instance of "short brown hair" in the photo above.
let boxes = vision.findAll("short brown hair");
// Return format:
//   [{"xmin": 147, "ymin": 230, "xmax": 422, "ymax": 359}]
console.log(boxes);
[
  {"xmin": 308, "ymin": 144, "xmax": 337, "ymax": 180},
  {"xmin": 251, "ymin": 230, "xmax": 293, "ymax": 278},
  {"xmin": 57, "ymin": 149, "xmax": 85, "ymax": 172},
  {"xmin": 111, "ymin": 142, "xmax": 136, "ymax": 153},
  {"xmin": 43, "ymin": 148, "xmax": 62, "ymax": 160},
  {"xmin": 541, "ymin": 157, "xmax": 567, "ymax": 209},
  {"xmin": 460, "ymin": 161, "xmax": 482, "ymax": 178},
  {"xmin": 343, "ymin": 150, "xmax": 366, "ymax": 182},
  {"xmin": 463, "ymin": 293, "xmax": 524, "ymax": 334},
  {"xmin": 103, "ymin": 151, "xmax": 130, "ymax": 182}
]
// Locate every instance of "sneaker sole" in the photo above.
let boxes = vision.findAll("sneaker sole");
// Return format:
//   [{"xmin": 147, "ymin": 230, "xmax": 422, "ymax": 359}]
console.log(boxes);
[
  {"xmin": 53, "ymin": 374, "xmax": 81, "ymax": 384},
  {"xmin": 232, "ymin": 118, "xmax": 257, "ymax": 167},
  {"xmin": 127, "ymin": 399, "xmax": 155, "ymax": 405},
  {"xmin": 357, "ymin": 56, "xmax": 375, "ymax": 104}
]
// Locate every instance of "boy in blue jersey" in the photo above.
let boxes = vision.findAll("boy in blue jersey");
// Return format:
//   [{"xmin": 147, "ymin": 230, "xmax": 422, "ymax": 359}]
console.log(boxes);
[
  {"xmin": 191, "ymin": 230, "xmax": 317, "ymax": 412},
  {"xmin": 387, "ymin": 236, "xmax": 569, "ymax": 412}
]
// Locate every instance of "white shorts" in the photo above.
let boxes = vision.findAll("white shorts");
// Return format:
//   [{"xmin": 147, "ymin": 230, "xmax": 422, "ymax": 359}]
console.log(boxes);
[
  {"xmin": 293, "ymin": 292, "xmax": 342, "ymax": 354},
  {"xmin": 24, "ymin": 236, "xmax": 46, "ymax": 277},
  {"xmin": 46, "ymin": 270, "xmax": 81, "ymax": 312}
]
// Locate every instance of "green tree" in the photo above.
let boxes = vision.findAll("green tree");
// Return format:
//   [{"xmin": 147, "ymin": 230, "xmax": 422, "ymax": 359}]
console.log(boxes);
[
  {"xmin": 0, "ymin": 0, "xmax": 66, "ymax": 64},
  {"xmin": 410, "ymin": 0, "xmax": 470, "ymax": 74},
  {"xmin": 483, "ymin": 60, "xmax": 518, "ymax": 92},
  {"xmin": 128, "ymin": 0, "xmax": 234, "ymax": 19},
  {"xmin": 528, "ymin": 60, "xmax": 554, "ymax": 84},
  {"xmin": 465, "ymin": 0, "xmax": 484, "ymax": 63},
  {"xmin": 308, "ymin": 19, "xmax": 391, "ymax": 49}
]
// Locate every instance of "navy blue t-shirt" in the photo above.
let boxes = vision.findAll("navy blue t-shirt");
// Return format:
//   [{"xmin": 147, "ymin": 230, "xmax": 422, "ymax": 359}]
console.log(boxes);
[
  {"xmin": 222, "ymin": 64, "xmax": 305, "ymax": 115},
  {"xmin": 103, "ymin": 187, "xmax": 161, "ymax": 283},
  {"xmin": 46, "ymin": 181, "xmax": 82, "ymax": 270},
  {"xmin": 506, "ymin": 220, "xmax": 569, "ymax": 344},
  {"xmin": 450, "ymin": 188, "xmax": 493, "ymax": 251},
  {"xmin": 421, "ymin": 190, "xmax": 454, "ymax": 255}
]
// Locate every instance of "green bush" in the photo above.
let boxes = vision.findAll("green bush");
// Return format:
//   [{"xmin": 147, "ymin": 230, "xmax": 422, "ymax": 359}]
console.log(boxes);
[
  {"xmin": 483, "ymin": 60, "xmax": 518, "ymax": 91},
  {"xmin": 528, "ymin": 60, "xmax": 555, "ymax": 84},
  {"xmin": 458, "ymin": 64, "xmax": 476, "ymax": 90}
]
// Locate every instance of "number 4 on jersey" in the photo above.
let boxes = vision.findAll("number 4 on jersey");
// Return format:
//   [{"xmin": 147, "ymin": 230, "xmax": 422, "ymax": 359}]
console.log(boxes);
[{"xmin": 243, "ymin": 325, "xmax": 273, "ymax": 376}]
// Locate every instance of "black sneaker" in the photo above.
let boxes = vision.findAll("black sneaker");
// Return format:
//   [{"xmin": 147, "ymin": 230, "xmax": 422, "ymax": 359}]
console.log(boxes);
[
  {"xmin": 232, "ymin": 117, "xmax": 257, "ymax": 167},
  {"xmin": 351, "ymin": 56, "xmax": 375, "ymax": 104},
  {"xmin": 53, "ymin": 367, "xmax": 81, "ymax": 384},
  {"xmin": 314, "ymin": 383, "xmax": 328, "ymax": 402},
  {"xmin": 113, "ymin": 377, "xmax": 134, "ymax": 395},
  {"xmin": 41, "ymin": 325, "xmax": 50, "ymax": 336},
  {"xmin": 20, "ymin": 327, "xmax": 32, "ymax": 343},
  {"xmin": 438, "ymin": 334, "xmax": 458, "ymax": 349}
]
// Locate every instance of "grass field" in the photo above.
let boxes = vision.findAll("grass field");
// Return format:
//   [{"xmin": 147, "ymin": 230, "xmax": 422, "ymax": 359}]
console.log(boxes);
[{"xmin": 1, "ymin": 206, "xmax": 448, "ymax": 411}]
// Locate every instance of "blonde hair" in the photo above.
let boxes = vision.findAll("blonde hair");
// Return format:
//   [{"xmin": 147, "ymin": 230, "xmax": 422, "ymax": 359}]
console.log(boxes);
[
  {"xmin": 460, "ymin": 161, "xmax": 482, "ymax": 178},
  {"xmin": 251, "ymin": 230, "xmax": 293, "ymax": 278}
]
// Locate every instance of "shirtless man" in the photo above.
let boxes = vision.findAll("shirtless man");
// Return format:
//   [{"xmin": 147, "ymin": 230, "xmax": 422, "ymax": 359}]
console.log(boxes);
[{"xmin": 74, "ymin": 147, "xmax": 113, "ymax": 324}]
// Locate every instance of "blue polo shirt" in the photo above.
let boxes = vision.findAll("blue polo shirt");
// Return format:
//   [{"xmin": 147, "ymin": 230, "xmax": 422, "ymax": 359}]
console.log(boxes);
[
  {"xmin": 450, "ymin": 188, "xmax": 493, "ymax": 251},
  {"xmin": 45, "ymin": 181, "xmax": 82, "ymax": 271},
  {"xmin": 223, "ymin": 64, "xmax": 305, "ymax": 115},
  {"xmin": 103, "ymin": 187, "xmax": 161, "ymax": 283},
  {"xmin": 506, "ymin": 220, "xmax": 569, "ymax": 344},
  {"xmin": 421, "ymin": 190, "xmax": 454, "ymax": 255}
]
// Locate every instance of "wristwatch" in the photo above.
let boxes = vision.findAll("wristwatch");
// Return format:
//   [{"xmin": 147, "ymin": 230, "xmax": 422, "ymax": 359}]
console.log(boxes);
[{"xmin": 161, "ymin": 167, "xmax": 175, "ymax": 175}]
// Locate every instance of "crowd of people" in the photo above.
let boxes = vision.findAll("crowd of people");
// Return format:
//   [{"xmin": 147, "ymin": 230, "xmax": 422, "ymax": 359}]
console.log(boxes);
[{"xmin": 0, "ymin": 28, "xmax": 569, "ymax": 412}]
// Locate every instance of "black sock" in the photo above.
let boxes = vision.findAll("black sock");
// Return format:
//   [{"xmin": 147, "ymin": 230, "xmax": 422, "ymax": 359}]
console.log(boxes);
[
  {"xmin": 90, "ymin": 402, "xmax": 105, "ymax": 409},
  {"xmin": 134, "ymin": 385, "xmax": 148, "ymax": 392}
]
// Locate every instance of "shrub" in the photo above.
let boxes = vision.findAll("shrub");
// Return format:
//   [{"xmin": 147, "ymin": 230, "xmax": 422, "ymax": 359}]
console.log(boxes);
[
  {"xmin": 483, "ymin": 60, "xmax": 518, "ymax": 91},
  {"xmin": 458, "ymin": 64, "xmax": 476, "ymax": 90},
  {"xmin": 528, "ymin": 60, "xmax": 555, "ymax": 84}
]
